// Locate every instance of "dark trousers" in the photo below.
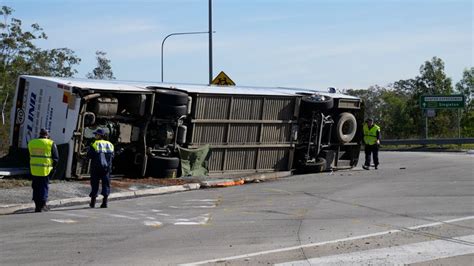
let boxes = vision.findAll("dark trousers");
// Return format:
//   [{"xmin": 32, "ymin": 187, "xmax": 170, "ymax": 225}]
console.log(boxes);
[
  {"xmin": 32, "ymin": 175, "xmax": 49, "ymax": 201},
  {"xmin": 364, "ymin": 144, "xmax": 379, "ymax": 167},
  {"xmin": 89, "ymin": 171, "xmax": 110, "ymax": 198}
]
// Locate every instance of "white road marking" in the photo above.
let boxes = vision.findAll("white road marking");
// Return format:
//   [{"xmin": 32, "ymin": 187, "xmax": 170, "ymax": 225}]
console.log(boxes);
[
  {"xmin": 54, "ymin": 212, "xmax": 88, "ymax": 218},
  {"xmin": 174, "ymin": 222, "xmax": 202, "ymax": 225},
  {"xmin": 182, "ymin": 215, "xmax": 474, "ymax": 265},
  {"xmin": 169, "ymin": 205, "xmax": 216, "ymax": 209},
  {"xmin": 186, "ymin": 199, "xmax": 218, "ymax": 202},
  {"xmin": 51, "ymin": 219, "xmax": 77, "ymax": 224},
  {"xmin": 174, "ymin": 214, "xmax": 210, "ymax": 225},
  {"xmin": 108, "ymin": 214, "xmax": 139, "ymax": 220},
  {"xmin": 192, "ymin": 205, "xmax": 216, "ymax": 208},
  {"xmin": 124, "ymin": 210, "xmax": 147, "ymax": 214},
  {"xmin": 276, "ymin": 234, "xmax": 474, "ymax": 266},
  {"xmin": 144, "ymin": 221, "xmax": 163, "ymax": 227}
]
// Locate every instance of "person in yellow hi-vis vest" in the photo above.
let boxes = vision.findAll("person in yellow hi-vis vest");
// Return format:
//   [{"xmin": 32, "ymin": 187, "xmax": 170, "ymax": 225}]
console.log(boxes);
[
  {"xmin": 87, "ymin": 129, "xmax": 114, "ymax": 208},
  {"xmin": 28, "ymin": 128, "xmax": 59, "ymax": 212},
  {"xmin": 362, "ymin": 118, "xmax": 381, "ymax": 170}
]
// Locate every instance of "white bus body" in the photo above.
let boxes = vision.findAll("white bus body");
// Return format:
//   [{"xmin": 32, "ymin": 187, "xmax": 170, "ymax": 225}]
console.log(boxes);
[{"xmin": 7, "ymin": 76, "xmax": 363, "ymax": 178}]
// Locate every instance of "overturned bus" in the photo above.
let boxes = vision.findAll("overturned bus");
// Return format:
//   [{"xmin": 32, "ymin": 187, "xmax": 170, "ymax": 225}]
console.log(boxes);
[{"xmin": 7, "ymin": 76, "xmax": 363, "ymax": 179}]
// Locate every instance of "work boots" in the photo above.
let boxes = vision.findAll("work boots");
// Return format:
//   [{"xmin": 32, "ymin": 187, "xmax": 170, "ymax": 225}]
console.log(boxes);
[
  {"xmin": 100, "ymin": 196, "xmax": 108, "ymax": 208},
  {"xmin": 34, "ymin": 200, "xmax": 49, "ymax": 212},
  {"xmin": 90, "ymin": 197, "xmax": 96, "ymax": 208},
  {"xmin": 34, "ymin": 200, "xmax": 42, "ymax": 212},
  {"xmin": 41, "ymin": 200, "xmax": 50, "ymax": 212}
]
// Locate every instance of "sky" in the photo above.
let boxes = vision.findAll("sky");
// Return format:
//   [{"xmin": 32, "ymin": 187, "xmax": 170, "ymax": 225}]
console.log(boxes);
[{"xmin": 2, "ymin": 0, "xmax": 472, "ymax": 90}]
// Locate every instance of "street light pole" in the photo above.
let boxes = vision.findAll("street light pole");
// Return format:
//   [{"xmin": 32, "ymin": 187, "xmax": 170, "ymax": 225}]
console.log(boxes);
[
  {"xmin": 209, "ymin": 0, "xmax": 213, "ymax": 84},
  {"xmin": 161, "ymin": 31, "xmax": 209, "ymax": 82}
]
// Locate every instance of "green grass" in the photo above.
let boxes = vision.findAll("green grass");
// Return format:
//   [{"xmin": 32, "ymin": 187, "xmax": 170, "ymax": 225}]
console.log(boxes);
[{"xmin": 381, "ymin": 144, "xmax": 474, "ymax": 151}]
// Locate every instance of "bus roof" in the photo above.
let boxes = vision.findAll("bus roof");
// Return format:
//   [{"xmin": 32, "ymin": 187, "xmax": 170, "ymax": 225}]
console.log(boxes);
[{"xmin": 21, "ymin": 75, "xmax": 359, "ymax": 99}]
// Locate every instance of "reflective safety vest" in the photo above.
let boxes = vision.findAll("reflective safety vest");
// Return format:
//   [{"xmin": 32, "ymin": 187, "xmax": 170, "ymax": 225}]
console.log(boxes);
[
  {"xmin": 363, "ymin": 124, "xmax": 380, "ymax": 145},
  {"xmin": 92, "ymin": 140, "xmax": 114, "ymax": 153},
  {"xmin": 28, "ymin": 138, "xmax": 54, "ymax": 177}
]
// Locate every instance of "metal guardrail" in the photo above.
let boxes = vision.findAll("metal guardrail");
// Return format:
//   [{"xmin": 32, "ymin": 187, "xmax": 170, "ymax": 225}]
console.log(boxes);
[{"xmin": 381, "ymin": 138, "xmax": 474, "ymax": 146}]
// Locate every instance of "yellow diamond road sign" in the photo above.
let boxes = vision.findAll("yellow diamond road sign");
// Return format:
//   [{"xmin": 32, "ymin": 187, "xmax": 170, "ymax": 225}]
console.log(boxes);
[{"xmin": 211, "ymin": 71, "xmax": 235, "ymax": 86}]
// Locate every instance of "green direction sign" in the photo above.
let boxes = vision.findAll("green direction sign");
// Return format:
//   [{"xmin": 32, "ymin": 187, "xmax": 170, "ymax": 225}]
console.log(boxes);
[{"xmin": 420, "ymin": 95, "xmax": 465, "ymax": 109}]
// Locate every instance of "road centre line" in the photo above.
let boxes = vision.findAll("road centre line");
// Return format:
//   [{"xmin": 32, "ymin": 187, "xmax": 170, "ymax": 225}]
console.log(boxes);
[
  {"xmin": 108, "ymin": 214, "xmax": 139, "ymax": 220},
  {"xmin": 181, "ymin": 215, "xmax": 474, "ymax": 265},
  {"xmin": 50, "ymin": 219, "xmax": 77, "ymax": 224},
  {"xmin": 144, "ymin": 221, "xmax": 163, "ymax": 227},
  {"xmin": 276, "ymin": 234, "xmax": 474, "ymax": 266},
  {"xmin": 186, "ymin": 199, "xmax": 218, "ymax": 202}
]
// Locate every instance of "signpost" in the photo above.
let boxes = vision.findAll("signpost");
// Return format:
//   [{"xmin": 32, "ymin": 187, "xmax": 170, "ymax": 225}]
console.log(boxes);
[
  {"xmin": 420, "ymin": 95, "xmax": 465, "ymax": 139},
  {"xmin": 426, "ymin": 109, "xmax": 436, "ymax": 118},
  {"xmin": 420, "ymin": 95, "xmax": 464, "ymax": 109}
]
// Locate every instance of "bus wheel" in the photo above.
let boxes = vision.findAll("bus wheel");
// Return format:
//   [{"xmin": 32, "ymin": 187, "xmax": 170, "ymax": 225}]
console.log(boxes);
[
  {"xmin": 156, "ymin": 104, "xmax": 188, "ymax": 118},
  {"xmin": 301, "ymin": 95, "xmax": 334, "ymax": 110},
  {"xmin": 152, "ymin": 88, "xmax": 189, "ymax": 105},
  {"xmin": 299, "ymin": 95, "xmax": 333, "ymax": 118},
  {"xmin": 297, "ymin": 157, "xmax": 327, "ymax": 173},
  {"xmin": 147, "ymin": 156, "xmax": 180, "ymax": 177},
  {"xmin": 150, "ymin": 155, "xmax": 180, "ymax": 169},
  {"xmin": 336, "ymin": 112, "xmax": 357, "ymax": 143}
]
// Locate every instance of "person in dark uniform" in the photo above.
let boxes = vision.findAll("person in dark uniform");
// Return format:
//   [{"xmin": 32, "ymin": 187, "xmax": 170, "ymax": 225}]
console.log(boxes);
[
  {"xmin": 28, "ymin": 128, "xmax": 59, "ymax": 212},
  {"xmin": 87, "ymin": 129, "xmax": 114, "ymax": 208},
  {"xmin": 362, "ymin": 118, "xmax": 381, "ymax": 170}
]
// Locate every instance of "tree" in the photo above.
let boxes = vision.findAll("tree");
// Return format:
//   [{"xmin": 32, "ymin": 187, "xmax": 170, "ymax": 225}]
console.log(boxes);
[
  {"xmin": 416, "ymin": 56, "xmax": 453, "ymax": 95},
  {"xmin": 419, "ymin": 58, "xmax": 456, "ymax": 138},
  {"xmin": 346, "ymin": 57, "xmax": 458, "ymax": 139},
  {"xmin": 30, "ymin": 48, "xmax": 81, "ymax": 77},
  {"xmin": 345, "ymin": 85, "xmax": 384, "ymax": 121},
  {"xmin": 346, "ymin": 85, "xmax": 416, "ymax": 139},
  {"xmin": 0, "ymin": 6, "xmax": 81, "ymax": 151},
  {"xmin": 455, "ymin": 67, "xmax": 474, "ymax": 137},
  {"xmin": 455, "ymin": 67, "xmax": 473, "ymax": 110},
  {"xmin": 406, "ymin": 57, "xmax": 455, "ymax": 138},
  {"xmin": 86, "ymin": 50, "xmax": 115, "ymax": 80},
  {"xmin": 379, "ymin": 88, "xmax": 415, "ymax": 139}
]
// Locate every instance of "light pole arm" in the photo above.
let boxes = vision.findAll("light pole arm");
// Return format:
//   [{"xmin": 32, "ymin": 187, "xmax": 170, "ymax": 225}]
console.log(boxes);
[{"xmin": 161, "ymin": 31, "xmax": 211, "ymax": 82}]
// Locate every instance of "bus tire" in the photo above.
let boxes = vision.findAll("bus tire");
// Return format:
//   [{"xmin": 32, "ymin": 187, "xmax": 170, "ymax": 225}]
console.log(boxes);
[
  {"xmin": 301, "ymin": 95, "xmax": 334, "ymax": 111},
  {"xmin": 152, "ymin": 168, "xmax": 178, "ymax": 178},
  {"xmin": 156, "ymin": 104, "xmax": 188, "ymax": 118},
  {"xmin": 313, "ymin": 157, "xmax": 327, "ymax": 172},
  {"xmin": 149, "ymin": 156, "xmax": 180, "ymax": 169},
  {"xmin": 152, "ymin": 88, "xmax": 189, "ymax": 106},
  {"xmin": 299, "ymin": 95, "xmax": 334, "ymax": 118},
  {"xmin": 297, "ymin": 157, "xmax": 327, "ymax": 173},
  {"xmin": 147, "ymin": 156, "xmax": 180, "ymax": 178},
  {"xmin": 336, "ymin": 112, "xmax": 357, "ymax": 143}
]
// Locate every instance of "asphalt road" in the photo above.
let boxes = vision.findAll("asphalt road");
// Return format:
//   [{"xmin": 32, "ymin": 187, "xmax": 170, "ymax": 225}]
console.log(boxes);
[{"xmin": 1, "ymin": 151, "xmax": 473, "ymax": 265}]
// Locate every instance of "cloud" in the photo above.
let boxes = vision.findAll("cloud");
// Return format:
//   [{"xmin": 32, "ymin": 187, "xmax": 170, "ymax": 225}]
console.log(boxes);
[
  {"xmin": 106, "ymin": 19, "xmax": 160, "ymax": 34},
  {"xmin": 242, "ymin": 14, "xmax": 301, "ymax": 23},
  {"xmin": 213, "ymin": 26, "xmax": 470, "ymax": 65},
  {"xmin": 207, "ymin": 26, "xmax": 471, "ymax": 88},
  {"xmin": 108, "ymin": 37, "xmax": 209, "ymax": 59},
  {"xmin": 42, "ymin": 17, "xmax": 163, "ymax": 48}
]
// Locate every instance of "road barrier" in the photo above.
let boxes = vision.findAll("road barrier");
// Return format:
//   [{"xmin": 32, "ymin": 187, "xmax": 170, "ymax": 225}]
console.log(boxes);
[{"xmin": 381, "ymin": 138, "xmax": 474, "ymax": 146}]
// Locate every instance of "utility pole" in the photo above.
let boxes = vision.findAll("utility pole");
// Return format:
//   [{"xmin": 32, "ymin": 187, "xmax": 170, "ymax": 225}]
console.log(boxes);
[{"xmin": 209, "ymin": 0, "xmax": 213, "ymax": 84}]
